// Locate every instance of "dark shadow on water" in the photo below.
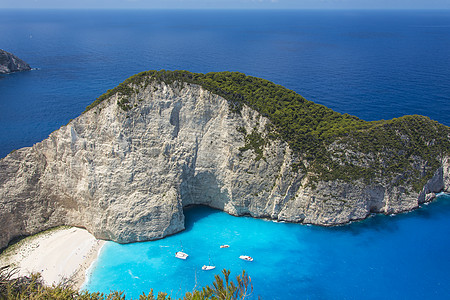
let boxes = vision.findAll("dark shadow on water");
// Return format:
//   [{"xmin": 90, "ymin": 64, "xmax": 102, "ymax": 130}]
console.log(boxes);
[
  {"xmin": 183, "ymin": 205, "xmax": 223, "ymax": 233},
  {"xmin": 311, "ymin": 213, "xmax": 401, "ymax": 237}
]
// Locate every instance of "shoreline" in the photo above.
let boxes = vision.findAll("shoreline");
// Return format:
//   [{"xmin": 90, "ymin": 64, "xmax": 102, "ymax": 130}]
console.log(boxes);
[
  {"xmin": 70, "ymin": 235, "xmax": 106, "ymax": 290},
  {"xmin": 0, "ymin": 226, "xmax": 105, "ymax": 290}
]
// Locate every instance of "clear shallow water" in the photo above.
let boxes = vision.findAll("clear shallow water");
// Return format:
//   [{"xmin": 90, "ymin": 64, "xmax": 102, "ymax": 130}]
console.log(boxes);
[
  {"xmin": 1, "ymin": 10, "xmax": 450, "ymax": 158},
  {"xmin": 1, "ymin": 9, "xmax": 450, "ymax": 299},
  {"xmin": 84, "ymin": 194, "xmax": 450, "ymax": 299}
]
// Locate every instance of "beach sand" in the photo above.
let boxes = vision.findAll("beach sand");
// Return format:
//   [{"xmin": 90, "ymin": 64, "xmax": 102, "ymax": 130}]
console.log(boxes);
[{"xmin": 0, "ymin": 226, "xmax": 105, "ymax": 289}]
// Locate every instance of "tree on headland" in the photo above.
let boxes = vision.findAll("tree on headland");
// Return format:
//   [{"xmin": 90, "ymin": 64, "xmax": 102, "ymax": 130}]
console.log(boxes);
[{"xmin": 0, "ymin": 266, "xmax": 254, "ymax": 300}]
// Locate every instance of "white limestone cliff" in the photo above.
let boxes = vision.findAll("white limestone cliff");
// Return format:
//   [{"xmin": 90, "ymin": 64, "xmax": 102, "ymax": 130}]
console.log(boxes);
[{"xmin": 0, "ymin": 79, "xmax": 448, "ymax": 249}]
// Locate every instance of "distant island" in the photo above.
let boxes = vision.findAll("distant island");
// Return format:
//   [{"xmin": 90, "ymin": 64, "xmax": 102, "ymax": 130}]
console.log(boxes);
[
  {"xmin": 0, "ymin": 49, "xmax": 31, "ymax": 74},
  {"xmin": 0, "ymin": 70, "xmax": 449, "ymax": 250}
]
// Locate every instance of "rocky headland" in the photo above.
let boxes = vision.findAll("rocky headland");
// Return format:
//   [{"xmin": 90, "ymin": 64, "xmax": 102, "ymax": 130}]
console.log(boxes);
[
  {"xmin": 0, "ymin": 49, "xmax": 31, "ymax": 74},
  {"xmin": 0, "ymin": 70, "xmax": 449, "ymax": 250}
]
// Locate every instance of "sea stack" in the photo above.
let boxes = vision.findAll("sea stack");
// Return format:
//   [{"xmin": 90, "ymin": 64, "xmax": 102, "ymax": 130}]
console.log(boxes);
[{"xmin": 0, "ymin": 49, "xmax": 31, "ymax": 74}]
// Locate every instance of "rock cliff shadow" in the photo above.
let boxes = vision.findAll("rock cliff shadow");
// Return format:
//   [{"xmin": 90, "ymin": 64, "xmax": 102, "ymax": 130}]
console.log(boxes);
[
  {"xmin": 183, "ymin": 205, "xmax": 222, "ymax": 233},
  {"xmin": 322, "ymin": 194, "xmax": 450, "ymax": 237}
]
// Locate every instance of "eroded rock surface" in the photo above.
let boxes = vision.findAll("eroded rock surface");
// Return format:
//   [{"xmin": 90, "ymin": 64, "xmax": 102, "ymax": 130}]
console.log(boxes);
[{"xmin": 0, "ymin": 49, "xmax": 31, "ymax": 74}]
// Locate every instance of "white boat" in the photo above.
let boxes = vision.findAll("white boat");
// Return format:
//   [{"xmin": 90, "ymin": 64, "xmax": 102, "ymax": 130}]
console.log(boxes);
[
  {"xmin": 202, "ymin": 256, "xmax": 215, "ymax": 270},
  {"xmin": 175, "ymin": 251, "xmax": 188, "ymax": 259},
  {"xmin": 176, "ymin": 242, "xmax": 188, "ymax": 259},
  {"xmin": 220, "ymin": 244, "xmax": 230, "ymax": 248},
  {"xmin": 239, "ymin": 255, "xmax": 253, "ymax": 262}
]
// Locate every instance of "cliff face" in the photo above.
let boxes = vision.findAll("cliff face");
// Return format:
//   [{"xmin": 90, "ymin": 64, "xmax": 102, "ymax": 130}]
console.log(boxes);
[
  {"xmin": 0, "ymin": 49, "xmax": 31, "ymax": 74},
  {"xmin": 1, "ymin": 76, "xmax": 449, "ymax": 249}
]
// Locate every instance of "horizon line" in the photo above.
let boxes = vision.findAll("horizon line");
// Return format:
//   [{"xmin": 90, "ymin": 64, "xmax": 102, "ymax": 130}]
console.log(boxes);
[{"xmin": 1, "ymin": 7, "xmax": 450, "ymax": 11}]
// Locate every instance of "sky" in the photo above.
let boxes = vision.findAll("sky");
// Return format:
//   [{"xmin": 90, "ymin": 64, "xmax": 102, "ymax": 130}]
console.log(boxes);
[{"xmin": 1, "ymin": 0, "xmax": 450, "ymax": 10}]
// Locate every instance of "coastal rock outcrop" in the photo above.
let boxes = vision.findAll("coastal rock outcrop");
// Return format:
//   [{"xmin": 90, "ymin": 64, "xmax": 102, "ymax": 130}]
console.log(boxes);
[
  {"xmin": 0, "ymin": 71, "xmax": 449, "ymax": 249},
  {"xmin": 0, "ymin": 49, "xmax": 31, "ymax": 74}
]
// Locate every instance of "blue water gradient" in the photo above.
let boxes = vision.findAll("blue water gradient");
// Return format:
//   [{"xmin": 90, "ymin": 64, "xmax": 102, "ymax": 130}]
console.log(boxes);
[
  {"xmin": 1, "ymin": 10, "xmax": 450, "ymax": 158},
  {"xmin": 84, "ymin": 194, "xmax": 450, "ymax": 299},
  {"xmin": 1, "ymin": 10, "xmax": 450, "ymax": 299}
]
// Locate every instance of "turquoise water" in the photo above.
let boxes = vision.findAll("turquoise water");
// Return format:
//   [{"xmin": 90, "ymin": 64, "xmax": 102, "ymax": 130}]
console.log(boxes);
[{"xmin": 84, "ymin": 194, "xmax": 450, "ymax": 299}]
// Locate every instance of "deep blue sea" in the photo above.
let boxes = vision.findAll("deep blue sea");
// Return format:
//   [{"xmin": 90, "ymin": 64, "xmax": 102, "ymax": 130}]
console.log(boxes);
[{"xmin": 1, "ymin": 9, "xmax": 450, "ymax": 299}]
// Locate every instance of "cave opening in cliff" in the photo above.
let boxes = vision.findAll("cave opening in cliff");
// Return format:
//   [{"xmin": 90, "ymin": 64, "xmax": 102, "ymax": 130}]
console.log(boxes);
[{"xmin": 182, "ymin": 205, "xmax": 223, "ymax": 233}]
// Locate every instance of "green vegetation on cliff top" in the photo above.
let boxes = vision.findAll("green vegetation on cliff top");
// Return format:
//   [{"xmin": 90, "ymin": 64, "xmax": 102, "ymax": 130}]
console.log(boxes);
[{"xmin": 85, "ymin": 70, "xmax": 450, "ymax": 190}]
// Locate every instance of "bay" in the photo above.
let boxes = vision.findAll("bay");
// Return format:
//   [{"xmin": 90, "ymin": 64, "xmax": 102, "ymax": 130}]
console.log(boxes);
[
  {"xmin": 0, "ymin": 9, "xmax": 449, "ymax": 299},
  {"xmin": 84, "ymin": 194, "xmax": 450, "ymax": 299}
]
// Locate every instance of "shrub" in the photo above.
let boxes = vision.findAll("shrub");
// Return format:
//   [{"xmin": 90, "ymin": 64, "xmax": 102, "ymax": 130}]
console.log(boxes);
[{"xmin": 0, "ymin": 267, "xmax": 253, "ymax": 300}]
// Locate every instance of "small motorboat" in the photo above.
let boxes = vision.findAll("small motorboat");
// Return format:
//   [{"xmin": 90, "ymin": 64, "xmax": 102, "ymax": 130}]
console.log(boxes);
[
  {"xmin": 175, "ymin": 251, "xmax": 188, "ymax": 259},
  {"xmin": 220, "ymin": 244, "xmax": 230, "ymax": 248},
  {"xmin": 239, "ymin": 255, "xmax": 253, "ymax": 262},
  {"xmin": 176, "ymin": 242, "xmax": 188, "ymax": 259},
  {"xmin": 202, "ymin": 256, "xmax": 215, "ymax": 270}
]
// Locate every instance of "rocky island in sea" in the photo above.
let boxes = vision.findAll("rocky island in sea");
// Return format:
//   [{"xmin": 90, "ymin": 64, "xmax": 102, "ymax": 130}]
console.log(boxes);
[
  {"xmin": 0, "ymin": 49, "xmax": 31, "ymax": 74},
  {"xmin": 0, "ymin": 70, "xmax": 449, "ymax": 250}
]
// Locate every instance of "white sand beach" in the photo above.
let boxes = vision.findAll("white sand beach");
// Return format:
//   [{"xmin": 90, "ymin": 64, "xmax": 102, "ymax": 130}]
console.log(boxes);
[{"xmin": 0, "ymin": 226, "xmax": 105, "ymax": 289}]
